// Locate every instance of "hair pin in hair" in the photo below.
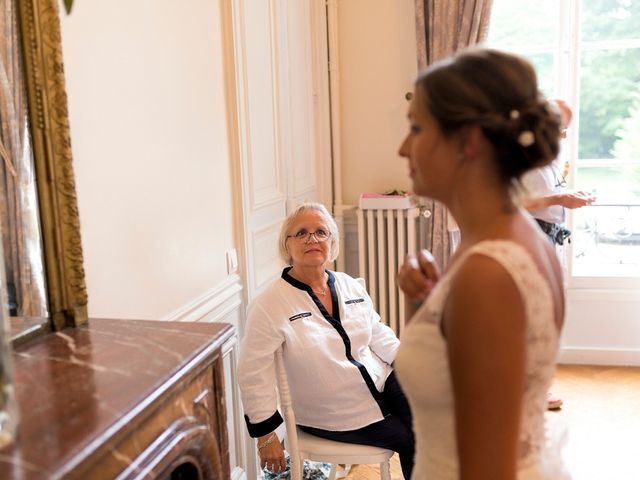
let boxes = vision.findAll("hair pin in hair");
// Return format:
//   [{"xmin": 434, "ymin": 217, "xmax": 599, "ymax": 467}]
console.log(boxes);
[
  {"xmin": 510, "ymin": 110, "xmax": 520, "ymax": 119},
  {"xmin": 518, "ymin": 130, "xmax": 535, "ymax": 147}
]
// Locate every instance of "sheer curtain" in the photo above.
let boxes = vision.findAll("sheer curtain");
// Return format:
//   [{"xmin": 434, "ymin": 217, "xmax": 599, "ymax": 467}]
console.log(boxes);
[
  {"xmin": 0, "ymin": 1, "xmax": 47, "ymax": 317},
  {"xmin": 414, "ymin": 0, "xmax": 493, "ymax": 269}
]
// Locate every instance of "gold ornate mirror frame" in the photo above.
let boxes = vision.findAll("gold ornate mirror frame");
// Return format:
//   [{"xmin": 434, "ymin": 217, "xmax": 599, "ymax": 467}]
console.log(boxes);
[{"xmin": 17, "ymin": 0, "xmax": 87, "ymax": 329}]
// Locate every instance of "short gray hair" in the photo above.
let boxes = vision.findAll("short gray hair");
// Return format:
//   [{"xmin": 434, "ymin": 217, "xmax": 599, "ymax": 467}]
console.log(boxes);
[{"xmin": 278, "ymin": 202, "xmax": 340, "ymax": 265}]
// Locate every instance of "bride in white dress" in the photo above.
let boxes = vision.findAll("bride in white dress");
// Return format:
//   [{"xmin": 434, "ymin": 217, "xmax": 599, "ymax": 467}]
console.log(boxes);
[{"xmin": 394, "ymin": 49, "xmax": 571, "ymax": 479}]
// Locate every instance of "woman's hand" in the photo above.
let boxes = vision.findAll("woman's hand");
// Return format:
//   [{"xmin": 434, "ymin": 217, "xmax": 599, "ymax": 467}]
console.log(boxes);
[
  {"xmin": 398, "ymin": 249, "xmax": 440, "ymax": 319},
  {"xmin": 558, "ymin": 190, "xmax": 596, "ymax": 209},
  {"xmin": 258, "ymin": 432, "xmax": 286, "ymax": 473}
]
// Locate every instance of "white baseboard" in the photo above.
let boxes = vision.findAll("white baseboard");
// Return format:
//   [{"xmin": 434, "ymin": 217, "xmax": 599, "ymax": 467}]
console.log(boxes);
[
  {"xmin": 163, "ymin": 274, "xmax": 243, "ymax": 323},
  {"xmin": 559, "ymin": 346, "xmax": 640, "ymax": 366}
]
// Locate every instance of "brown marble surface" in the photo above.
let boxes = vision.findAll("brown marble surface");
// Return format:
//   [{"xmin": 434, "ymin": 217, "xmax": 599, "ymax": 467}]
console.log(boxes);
[
  {"xmin": 0, "ymin": 318, "xmax": 234, "ymax": 479},
  {"xmin": 9, "ymin": 317, "xmax": 50, "ymax": 347}
]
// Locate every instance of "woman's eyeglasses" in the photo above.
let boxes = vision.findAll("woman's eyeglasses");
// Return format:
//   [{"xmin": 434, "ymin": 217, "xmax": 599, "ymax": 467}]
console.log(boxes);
[{"xmin": 287, "ymin": 229, "xmax": 331, "ymax": 242}]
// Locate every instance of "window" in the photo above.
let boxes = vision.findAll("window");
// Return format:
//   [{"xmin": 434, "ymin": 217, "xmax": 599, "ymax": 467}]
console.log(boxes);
[{"xmin": 487, "ymin": 0, "xmax": 640, "ymax": 282}]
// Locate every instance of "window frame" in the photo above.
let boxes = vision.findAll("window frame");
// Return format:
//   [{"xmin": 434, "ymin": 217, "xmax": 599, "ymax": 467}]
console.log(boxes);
[{"xmin": 489, "ymin": 0, "xmax": 640, "ymax": 289}]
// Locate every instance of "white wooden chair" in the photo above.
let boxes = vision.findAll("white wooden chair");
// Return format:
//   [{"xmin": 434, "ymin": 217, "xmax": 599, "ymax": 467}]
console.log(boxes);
[{"xmin": 274, "ymin": 348, "xmax": 393, "ymax": 480}]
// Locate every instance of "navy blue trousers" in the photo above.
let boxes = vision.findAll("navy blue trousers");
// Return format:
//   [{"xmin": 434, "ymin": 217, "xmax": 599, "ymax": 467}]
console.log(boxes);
[{"xmin": 300, "ymin": 371, "xmax": 414, "ymax": 479}]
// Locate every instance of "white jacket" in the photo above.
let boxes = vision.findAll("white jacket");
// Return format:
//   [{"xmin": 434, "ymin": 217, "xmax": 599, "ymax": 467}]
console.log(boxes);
[{"xmin": 238, "ymin": 268, "xmax": 400, "ymax": 437}]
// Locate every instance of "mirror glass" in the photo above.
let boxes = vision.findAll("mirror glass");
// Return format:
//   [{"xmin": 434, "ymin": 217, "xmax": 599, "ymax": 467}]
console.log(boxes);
[{"xmin": 0, "ymin": 1, "xmax": 48, "ymax": 319}]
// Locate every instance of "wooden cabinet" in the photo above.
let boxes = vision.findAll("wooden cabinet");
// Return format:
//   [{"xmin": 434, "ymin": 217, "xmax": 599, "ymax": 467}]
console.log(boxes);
[{"xmin": 0, "ymin": 319, "xmax": 234, "ymax": 479}]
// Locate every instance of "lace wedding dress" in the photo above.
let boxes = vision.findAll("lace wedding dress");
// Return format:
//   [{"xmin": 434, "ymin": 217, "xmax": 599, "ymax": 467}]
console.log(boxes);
[{"xmin": 395, "ymin": 240, "xmax": 571, "ymax": 479}]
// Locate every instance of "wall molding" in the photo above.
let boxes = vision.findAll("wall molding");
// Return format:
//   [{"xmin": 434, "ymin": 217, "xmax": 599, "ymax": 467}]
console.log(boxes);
[
  {"xmin": 310, "ymin": 0, "xmax": 332, "ymax": 208},
  {"xmin": 242, "ymin": 0, "xmax": 286, "ymax": 211},
  {"xmin": 250, "ymin": 219, "xmax": 283, "ymax": 294},
  {"xmin": 559, "ymin": 347, "xmax": 640, "ymax": 366},
  {"xmin": 163, "ymin": 274, "xmax": 243, "ymax": 323}
]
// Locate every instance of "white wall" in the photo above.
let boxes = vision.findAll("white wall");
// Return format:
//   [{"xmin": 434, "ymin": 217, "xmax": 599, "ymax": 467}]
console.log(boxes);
[
  {"xmin": 60, "ymin": 0, "xmax": 236, "ymax": 319},
  {"xmin": 561, "ymin": 289, "xmax": 640, "ymax": 365},
  {"xmin": 337, "ymin": 0, "xmax": 418, "ymax": 205}
]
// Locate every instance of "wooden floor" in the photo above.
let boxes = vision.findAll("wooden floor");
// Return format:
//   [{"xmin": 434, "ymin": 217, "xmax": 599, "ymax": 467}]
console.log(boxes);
[{"xmin": 339, "ymin": 364, "xmax": 640, "ymax": 480}]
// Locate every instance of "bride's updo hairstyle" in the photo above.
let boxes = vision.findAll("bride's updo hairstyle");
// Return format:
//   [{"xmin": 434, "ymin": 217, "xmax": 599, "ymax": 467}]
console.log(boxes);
[{"xmin": 415, "ymin": 48, "xmax": 561, "ymax": 184}]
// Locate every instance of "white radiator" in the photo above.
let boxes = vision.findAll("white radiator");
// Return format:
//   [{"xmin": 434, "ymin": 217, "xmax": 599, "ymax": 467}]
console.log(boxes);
[{"xmin": 356, "ymin": 208, "xmax": 421, "ymax": 336}]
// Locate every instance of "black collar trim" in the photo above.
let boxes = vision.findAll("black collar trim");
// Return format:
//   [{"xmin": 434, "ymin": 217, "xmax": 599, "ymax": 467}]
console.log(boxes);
[
  {"xmin": 281, "ymin": 267, "xmax": 338, "ymax": 321},
  {"xmin": 281, "ymin": 267, "xmax": 335, "ymax": 291}
]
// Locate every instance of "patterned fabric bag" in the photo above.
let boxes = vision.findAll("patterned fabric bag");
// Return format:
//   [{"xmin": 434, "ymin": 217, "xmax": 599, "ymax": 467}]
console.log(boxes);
[{"xmin": 262, "ymin": 452, "xmax": 332, "ymax": 479}]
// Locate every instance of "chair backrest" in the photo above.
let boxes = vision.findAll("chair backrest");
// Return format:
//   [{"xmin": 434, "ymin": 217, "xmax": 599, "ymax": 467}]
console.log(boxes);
[{"xmin": 275, "ymin": 347, "xmax": 303, "ymax": 480}]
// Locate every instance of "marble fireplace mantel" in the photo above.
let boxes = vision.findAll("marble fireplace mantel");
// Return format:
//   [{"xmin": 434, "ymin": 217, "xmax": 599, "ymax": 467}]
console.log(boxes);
[{"xmin": 0, "ymin": 318, "xmax": 234, "ymax": 479}]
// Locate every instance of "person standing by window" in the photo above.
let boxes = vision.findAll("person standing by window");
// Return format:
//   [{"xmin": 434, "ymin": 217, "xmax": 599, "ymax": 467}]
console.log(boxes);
[
  {"xmin": 521, "ymin": 99, "xmax": 595, "ymax": 410},
  {"xmin": 521, "ymin": 100, "xmax": 596, "ymax": 248}
]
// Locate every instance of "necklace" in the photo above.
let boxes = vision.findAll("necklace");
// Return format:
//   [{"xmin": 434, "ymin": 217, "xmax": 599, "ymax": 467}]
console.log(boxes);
[
  {"xmin": 312, "ymin": 274, "xmax": 329, "ymax": 297},
  {"xmin": 289, "ymin": 269, "xmax": 329, "ymax": 297},
  {"xmin": 312, "ymin": 286, "xmax": 328, "ymax": 296}
]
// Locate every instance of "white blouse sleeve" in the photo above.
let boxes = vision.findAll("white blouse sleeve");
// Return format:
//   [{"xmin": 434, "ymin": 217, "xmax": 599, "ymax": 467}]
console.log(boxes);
[
  {"xmin": 237, "ymin": 300, "xmax": 285, "ymax": 437},
  {"xmin": 369, "ymin": 313, "xmax": 400, "ymax": 365},
  {"xmin": 357, "ymin": 283, "xmax": 400, "ymax": 365}
]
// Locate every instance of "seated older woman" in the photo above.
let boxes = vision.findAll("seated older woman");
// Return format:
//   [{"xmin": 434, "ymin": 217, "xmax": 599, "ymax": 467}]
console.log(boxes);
[{"xmin": 238, "ymin": 202, "xmax": 414, "ymax": 479}]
